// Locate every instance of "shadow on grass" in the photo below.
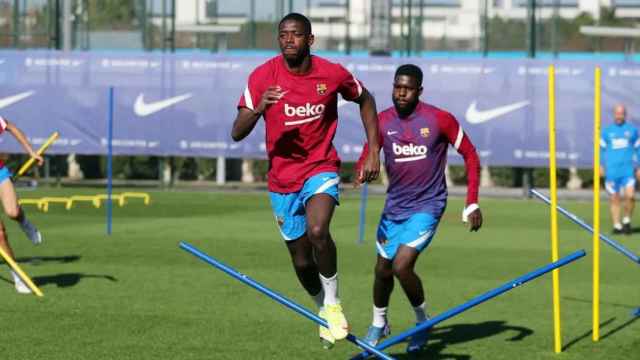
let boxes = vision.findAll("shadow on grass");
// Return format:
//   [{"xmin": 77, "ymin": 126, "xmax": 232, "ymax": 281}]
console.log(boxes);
[
  {"xmin": 562, "ymin": 315, "xmax": 640, "ymax": 351},
  {"xmin": 563, "ymin": 296, "xmax": 637, "ymax": 310},
  {"xmin": 32, "ymin": 273, "xmax": 117, "ymax": 287},
  {"xmin": 562, "ymin": 317, "xmax": 616, "ymax": 351},
  {"xmin": 0, "ymin": 273, "xmax": 117, "ymax": 288},
  {"xmin": 601, "ymin": 315, "xmax": 640, "ymax": 340},
  {"xmin": 387, "ymin": 321, "xmax": 533, "ymax": 360},
  {"xmin": 15, "ymin": 255, "xmax": 81, "ymax": 265}
]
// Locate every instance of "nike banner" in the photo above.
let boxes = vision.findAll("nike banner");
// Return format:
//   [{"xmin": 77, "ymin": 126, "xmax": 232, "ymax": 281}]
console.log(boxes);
[{"xmin": 0, "ymin": 50, "xmax": 638, "ymax": 168}]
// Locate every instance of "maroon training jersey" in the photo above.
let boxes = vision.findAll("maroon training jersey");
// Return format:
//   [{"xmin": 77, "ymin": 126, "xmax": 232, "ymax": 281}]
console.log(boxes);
[
  {"xmin": 238, "ymin": 55, "xmax": 363, "ymax": 193},
  {"xmin": 357, "ymin": 102, "xmax": 480, "ymax": 220},
  {"xmin": 0, "ymin": 116, "xmax": 7, "ymax": 168}
]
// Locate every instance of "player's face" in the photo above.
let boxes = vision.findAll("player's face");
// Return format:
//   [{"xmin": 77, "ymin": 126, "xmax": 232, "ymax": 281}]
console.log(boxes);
[
  {"xmin": 278, "ymin": 20, "xmax": 313, "ymax": 62},
  {"xmin": 614, "ymin": 105, "xmax": 626, "ymax": 124},
  {"xmin": 392, "ymin": 75, "xmax": 422, "ymax": 116}
]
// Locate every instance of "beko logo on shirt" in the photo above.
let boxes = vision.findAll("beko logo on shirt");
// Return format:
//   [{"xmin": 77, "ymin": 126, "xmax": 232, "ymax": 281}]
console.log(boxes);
[
  {"xmin": 392, "ymin": 143, "xmax": 427, "ymax": 162},
  {"xmin": 611, "ymin": 138, "xmax": 629, "ymax": 150},
  {"xmin": 284, "ymin": 103, "xmax": 325, "ymax": 126}
]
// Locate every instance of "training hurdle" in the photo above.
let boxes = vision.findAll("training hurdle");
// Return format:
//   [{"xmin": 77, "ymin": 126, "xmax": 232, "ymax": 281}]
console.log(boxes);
[
  {"xmin": 0, "ymin": 246, "xmax": 43, "ymax": 297},
  {"xmin": 40, "ymin": 197, "xmax": 72, "ymax": 212},
  {"xmin": 351, "ymin": 250, "xmax": 586, "ymax": 360},
  {"xmin": 18, "ymin": 198, "xmax": 44, "ymax": 211},
  {"xmin": 179, "ymin": 241, "xmax": 396, "ymax": 360},
  {"xmin": 121, "ymin": 192, "xmax": 151, "ymax": 206},
  {"xmin": 95, "ymin": 194, "xmax": 124, "ymax": 208},
  {"xmin": 530, "ymin": 189, "xmax": 640, "ymax": 265},
  {"xmin": 68, "ymin": 195, "xmax": 102, "ymax": 210}
]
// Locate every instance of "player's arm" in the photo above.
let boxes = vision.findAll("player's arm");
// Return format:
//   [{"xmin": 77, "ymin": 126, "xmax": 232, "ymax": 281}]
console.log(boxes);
[
  {"xmin": 2, "ymin": 117, "xmax": 43, "ymax": 165},
  {"xmin": 337, "ymin": 66, "xmax": 380, "ymax": 182},
  {"xmin": 354, "ymin": 128, "xmax": 384, "ymax": 186},
  {"xmin": 440, "ymin": 112, "xmax": 482, "ymax": 231},
  {"xmin": 351, "ymin": 88, "xmax": 380, "ymax": 183},
  {"xmin": 231, "ymin": 86, "xmax": 284, "ymax": 141}
]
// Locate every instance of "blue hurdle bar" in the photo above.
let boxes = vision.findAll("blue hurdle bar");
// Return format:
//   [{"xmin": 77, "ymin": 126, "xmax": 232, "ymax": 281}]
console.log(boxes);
[
  {"xmin": 530, "ymin": 189, "xmax": 640, "ymax": 264},
  {"xmin": 352, "ymin": 250, "xmax": 586, "ymax": 359},
  {"xmin": 179, "ymin": 241, "xmax": 396, "ymax": 360}
]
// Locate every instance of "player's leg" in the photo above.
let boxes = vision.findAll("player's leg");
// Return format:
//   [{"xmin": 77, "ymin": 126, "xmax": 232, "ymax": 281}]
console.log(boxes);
[
  {"xmin": 621, "ymin": 178, "xmax": 635, "ymax": 235},
  {"xmin": 0, "ymin": 220, "xmax": 30, "ymax": 294},
  {"xmin": 269, "ymin": 190, "xmax": 335, "ymax": 346},
  {"xmin": 285, "ymin": 236, "xmax": 323, "ymax": 304},
  {"xmin": 606, "ymin": 179, "xmax": 623, "ymax": 234},
  {"xmin": 284, "ymin": 235, "xmax": 335, "ymax": 347},
  {"xmin": 305, "ymin": 193, "xmax": 349, "ymax": 339},
  {"xmin": 364, "ymin": 215, "xmax": 399, "ymax": 345},
  {"xmin": 302, "ymin": 172, "xmax": 346, "ymax": 339},
  {"xmin": 364, "ymin": 254, "xmax": 393, "ymax": 346},
  {"xmin": 0, "ymin": 172, "xmax": 42, "ymax": 244},
  {"xmin": 393, "ymin": 212, "xmax": 440, "ymax": 353}
]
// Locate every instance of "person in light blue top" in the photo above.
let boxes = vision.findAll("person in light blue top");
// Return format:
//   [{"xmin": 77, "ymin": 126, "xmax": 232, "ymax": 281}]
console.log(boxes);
[{"xmin": 600, "ymin": 104, "xmax": 639, "ymax": 235}]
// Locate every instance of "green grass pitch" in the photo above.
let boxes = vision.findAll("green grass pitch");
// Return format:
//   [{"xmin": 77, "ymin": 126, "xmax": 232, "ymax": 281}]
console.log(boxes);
[{"xmin": 1, "ymin": 188, "xmax": 638, "ymax": 359}]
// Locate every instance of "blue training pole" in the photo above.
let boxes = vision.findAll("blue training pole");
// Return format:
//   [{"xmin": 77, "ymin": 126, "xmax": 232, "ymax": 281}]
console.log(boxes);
[
  {"xmin": 352, "ymin": 250, "xmax": 586, "ymax": 360},
  {"xmin": 106, "ymin": 86, "xmax": 114, "ymax": 235},
  {"xmin": 358, "ymin": 183, "xmax": 368, "ymax": 244},
  {"xmin": 179, "ymin": 241, "xmax": 396, "ymax": 360},
  {"xmin": 530, "ymin": 189, "xmax": 640, "ymax": 264}
]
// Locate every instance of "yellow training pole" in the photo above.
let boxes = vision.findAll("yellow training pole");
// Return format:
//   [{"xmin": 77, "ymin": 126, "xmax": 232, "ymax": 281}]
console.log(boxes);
[
  {"xmin": 16, "ymin": 131, "xmax": 59, "ymax": 177},
  {"xmin": 0, "ymin": 246, "xmax": 43, "ymax": 297},
  {"xmin": 548, "ymin": 64, "xmax": 562, "ymax": 353},
  {"xmin": 593, "ymin": 66, "xmax": 602, "ymax": 342}
]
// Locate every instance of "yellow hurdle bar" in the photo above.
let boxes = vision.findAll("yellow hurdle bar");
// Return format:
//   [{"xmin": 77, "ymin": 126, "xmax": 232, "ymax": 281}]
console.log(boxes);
[
  {"xmin": 0, "ymin": 246, "xmax": 43, "ymax": 297},
  {"xmin": 68, "ymin": 195, "xmax": 101, "ymax": 210},
  {"xmin": 40, "ymin": 197, "xmax": 72, "ymax": 212},
  {"xmin": 121, "ymin": 192, "xmax": 151, "ymax": 206},
  {"xmin": 548, "ymin": 65, "xmax": 563, "ymax": 353},
  {"xmin": 95, "ymin": 194, "xmax": 124, "ymax": 208},
  {"xmin": 16, "ymin": 131, "xmax": 60, "ymax": 177},
  {"xmin": 18, "ymin": 198, "xmax": 45, "ymax": 211},
  {"xmin": 593, "ymin": 67, "xmax": 602, "ymax": 342}
]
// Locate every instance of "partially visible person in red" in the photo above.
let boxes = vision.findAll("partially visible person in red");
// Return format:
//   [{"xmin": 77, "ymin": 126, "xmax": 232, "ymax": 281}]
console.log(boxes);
[
  {"xmin": 0, "ymin": 116, "xmax": 44, "ymax": 294},
  {"xmin": 231, "ymin": 13, "xmax": 380, "ymax": 348}
]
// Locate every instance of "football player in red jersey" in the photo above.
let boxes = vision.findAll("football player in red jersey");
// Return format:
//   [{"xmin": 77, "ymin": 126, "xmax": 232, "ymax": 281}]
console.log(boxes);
[
  {"xmin": 0, "ymin": 116, "xmax": 44, "ymax": 294},
  {"xmin": 356, "ymin": 64, "xmax": 482, "ymax": 353},
  {"xmin": 231, "ymin": 13, "xmax": 380, "ymax": 347}
]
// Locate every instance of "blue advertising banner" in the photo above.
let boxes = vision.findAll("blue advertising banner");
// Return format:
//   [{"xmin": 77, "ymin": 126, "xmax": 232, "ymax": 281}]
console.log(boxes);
[{"xmin": 0, "ymin": 50, "xmax": 637, "ymax": 168}]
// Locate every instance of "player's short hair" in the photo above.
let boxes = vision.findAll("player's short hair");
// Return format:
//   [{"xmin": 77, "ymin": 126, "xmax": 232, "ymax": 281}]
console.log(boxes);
[
  {"xmin": 395, "ymin": 64, "xmax": 423, "ymax": 87},
  {"xmin": 279, "ymin": 13, "xmax": 312, "ymax": 35}
]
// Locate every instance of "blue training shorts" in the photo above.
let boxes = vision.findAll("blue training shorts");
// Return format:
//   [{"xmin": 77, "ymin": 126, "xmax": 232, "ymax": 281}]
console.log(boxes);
[
  {"xmin": 605, "ymin": 175, "xmax": 635, "ymax": 195},
  {"xmin": 269, "ymin": 172, "xmax": 340, "ymax": 241},
  {"xmin": 376, "ymin": 212, "xmax": 440, "ymax": 260},
  {"xmin": 0, "ymin": 166, "xmax": 12, "ymax": 185}
]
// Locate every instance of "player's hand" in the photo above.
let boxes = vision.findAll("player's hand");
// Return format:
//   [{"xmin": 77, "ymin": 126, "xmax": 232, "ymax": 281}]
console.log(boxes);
[
  {"xmin": 30, "ymin": 152, "xmax": 44, "ymax": 166},
  {"xmin": 353, "ymin": 169, "xmax": 364, "ymax": 188},
  {"xmin": 255, "ymin": 86, "xmax": 286, "ymax": 114},
  {"xmin": 467, "ymin": 208, "xmax": 483, "ymax": 232},
  {"xmin": 359, "ymin": 151, "xmax": 380, "ymax": 183}
]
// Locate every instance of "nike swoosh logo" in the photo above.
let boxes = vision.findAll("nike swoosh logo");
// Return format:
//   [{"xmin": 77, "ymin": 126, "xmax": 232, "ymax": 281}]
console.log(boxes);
[
  {"xmin": 387, "ymin": 130, "xmax": 398, "ymax": 136},
  {"xmin": 0, "ymin": 91, "xmax": 35, "ymax": 109},
  {"xmin": 465, "ymin": 100, "xmax": 530, "ymax": 124},
  {"xmin": 134, "ymin": 93, "xmax": 193, "ymax": 117}
]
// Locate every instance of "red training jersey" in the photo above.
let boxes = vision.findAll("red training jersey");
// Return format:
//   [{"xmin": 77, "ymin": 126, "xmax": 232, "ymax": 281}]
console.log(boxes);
[
  {"xmin": 238, "ymin": 55, "xmax": 364, "ymax": 193},
  {"xmin": 0, "ymin": 116, "xmax": 7, "ymax": 168}
]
